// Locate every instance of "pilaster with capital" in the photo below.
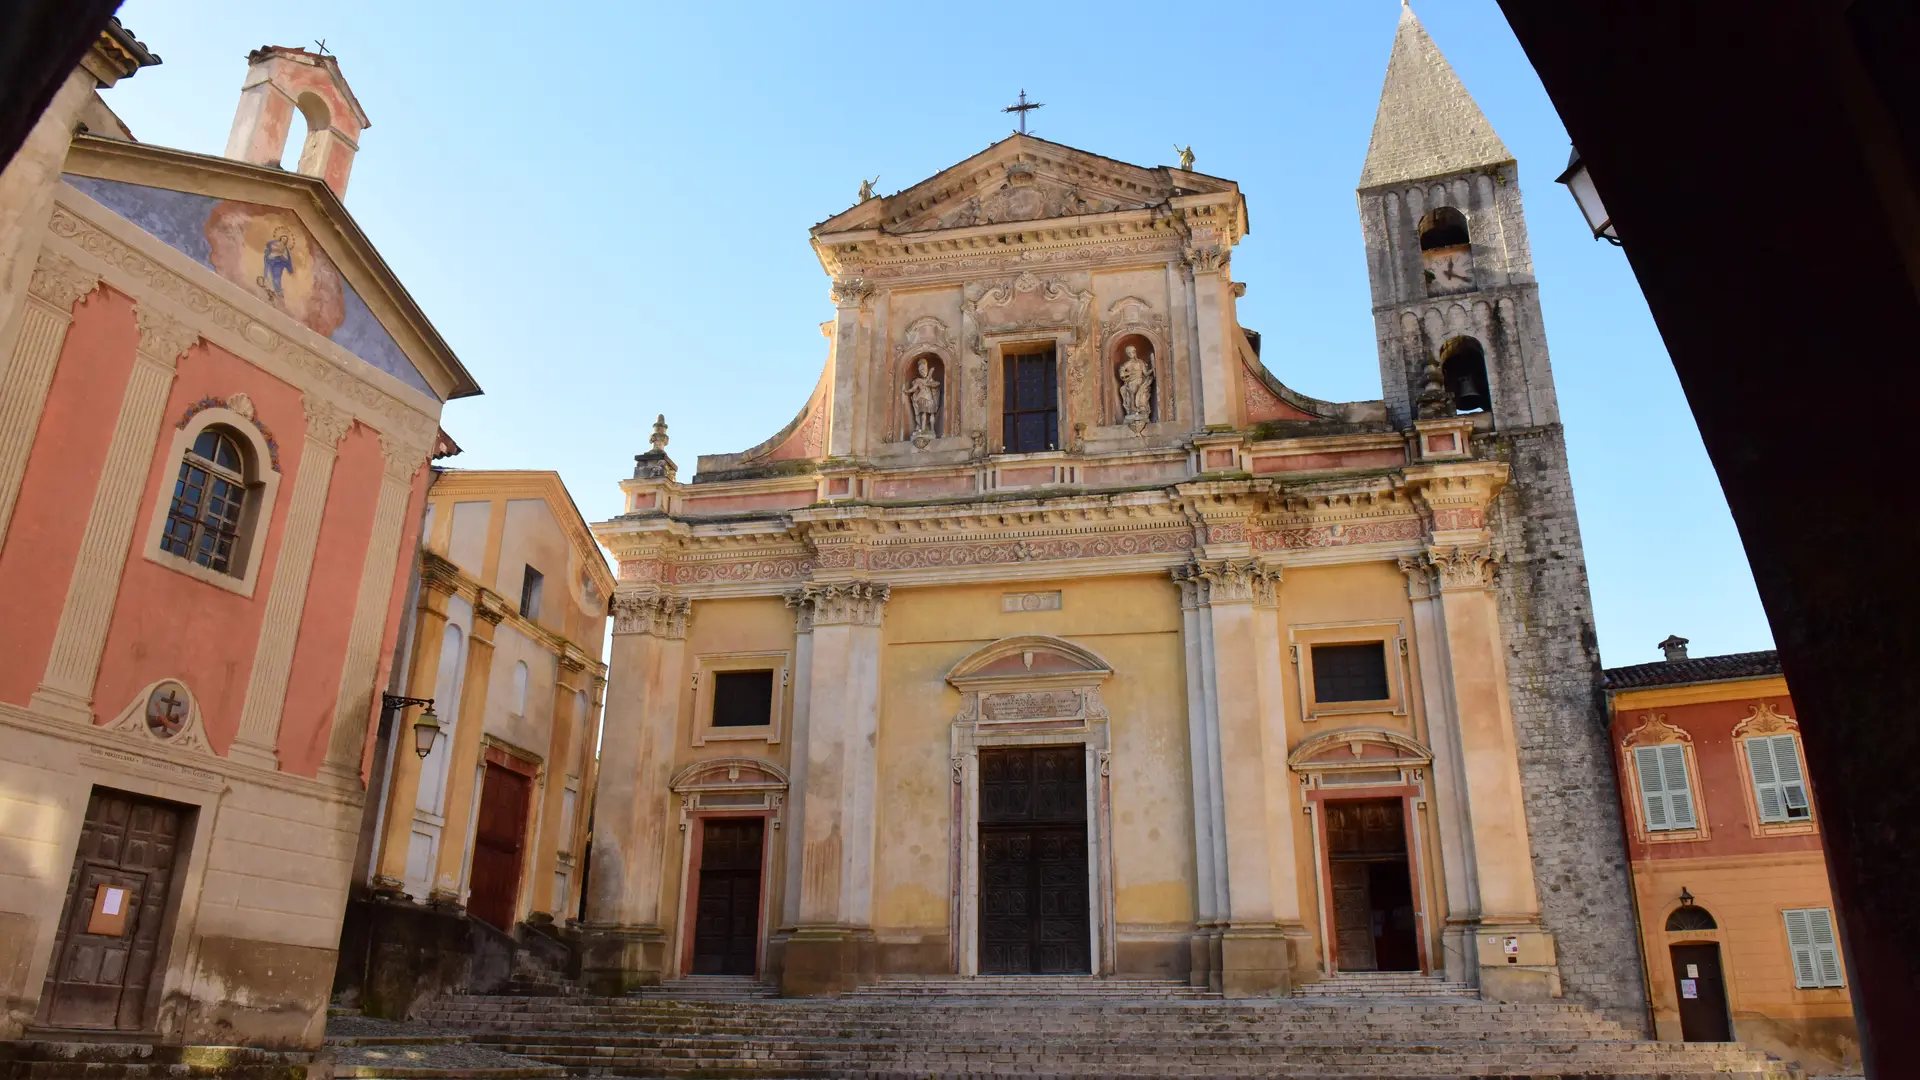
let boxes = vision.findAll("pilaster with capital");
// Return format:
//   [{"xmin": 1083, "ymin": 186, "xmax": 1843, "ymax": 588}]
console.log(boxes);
[
  {"xmin": 779, "ymin": 589, "xmax": 816, "ymax": 930},
  {"xmin": 533, "ymin": 645, "xmax": 593, "ymax": 917},
  {"xmin": 1174, "ymin": 555, "xmax": 1301, "ymax": 995},
  {"xmin": 231, "ymin": 394, "xmax": 357, "ymax": 768},
  {"xmin": 372, "ymin": 573, "xmax": 473, "ymax": 891},
  {"xmin": 826, "ymin": 274, "xmax": 874, "ymax": 460},
  {"xmin": 425, "ymin": 589, "xmax": 510, "ymax": 902},
  {"xmin": 31, "ymin": 304, "xmax": 197, "ymax": 721},
  {"xmin": 782, "ymin": 578, "xmax": 889, "ymax": 995},
  {"xmin": 1184, "ymin": 241, "xmax": 1237, "ymax": 429},
  {"xmin": 321, "ymin": 434, "xmax": 432, "ymax": 782},
  {"xmin": 0, "ymin": 252, "xmax": 100, "ymax": 543},
  {"xmin": 583, "ymin": 588, "xmax": 692, "ymax": 986}
]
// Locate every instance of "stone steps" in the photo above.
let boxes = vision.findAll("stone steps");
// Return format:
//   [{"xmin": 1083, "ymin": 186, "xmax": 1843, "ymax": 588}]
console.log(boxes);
[
  {"xmin": 0, "ymin": 1043, "xmax": 316, "ymax": 1080},
  {"xmin": 847, "ymin": 976, "xmax": 1218, "ymax": 1000},
  {"xmin": 408, "ymin": 993, "xmax": 1791, "ymax": 1079},
  {"xmin": 1291, "ymin": 972, "xmax": 1479, "ymax": 999},
  {"xmin": 628, "ymin": 976, "xmax": 777, "ymax": 1002}
]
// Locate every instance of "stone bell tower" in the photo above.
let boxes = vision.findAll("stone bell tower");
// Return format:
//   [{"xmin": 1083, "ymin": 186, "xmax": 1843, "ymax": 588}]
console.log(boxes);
[{"xmin": 1356, "ymin": 4, "xmax": 1648, "ymax": 1023}]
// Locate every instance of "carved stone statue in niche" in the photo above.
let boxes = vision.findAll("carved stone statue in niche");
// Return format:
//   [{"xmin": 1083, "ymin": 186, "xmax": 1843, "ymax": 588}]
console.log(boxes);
[
  {"xmin": 1117, "ymin": 343, "xmax": 1154, "ymax": 433},
  {"xmin": 904, "ymin": 356, "xmax": 942, "ymax": 448}
]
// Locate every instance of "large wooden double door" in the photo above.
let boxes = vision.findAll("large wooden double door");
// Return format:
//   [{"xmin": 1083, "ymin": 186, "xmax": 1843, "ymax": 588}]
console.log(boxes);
[
  {"xmin": 691, "ymin": 818, "xmax": 765, "ymax": 976},
  {"xmin": 40, "ymin": 789, "xmax": 186, "ymax": 1030},
  {"xmin": 978, "ymin": 746, "xmax": 1091, "ymax": 975}
]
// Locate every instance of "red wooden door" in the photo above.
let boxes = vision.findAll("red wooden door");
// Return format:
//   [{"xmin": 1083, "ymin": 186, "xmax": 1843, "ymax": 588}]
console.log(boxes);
[
  {"xmin": 468, "ymin": 764, "xmax": 531, "ymax": 930},
  {"xmin": 40, "ymin": 790, "xmax": 185, "ymax": 1030}
]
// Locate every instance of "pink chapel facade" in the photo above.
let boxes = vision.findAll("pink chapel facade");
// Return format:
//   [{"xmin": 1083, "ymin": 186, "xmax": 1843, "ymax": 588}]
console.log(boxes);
[{"xmin": 0, "ymin": 29, "xmax": 478, "ymax": 1046}]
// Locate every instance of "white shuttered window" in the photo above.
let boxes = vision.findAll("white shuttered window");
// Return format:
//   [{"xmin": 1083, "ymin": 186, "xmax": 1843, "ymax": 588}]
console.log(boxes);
[
  {"xmin": 1783, "ymin": 908, "xmax": 1844, "ymax": 987},
  {"xmin": 1745, "ymin": 734, "xmax": 1812, "ymax": 823},
  {"xmin": 1633, "ymin": 743, "xmax": 1697, "ymax": 831}
]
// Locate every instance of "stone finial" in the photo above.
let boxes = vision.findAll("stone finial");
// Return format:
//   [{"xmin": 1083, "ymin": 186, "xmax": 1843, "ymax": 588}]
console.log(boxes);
[
  {"xmin": 1357, "ymin": 3, "xmax": 1513, "ymax": 190},
  {"xmin": 649, "ymin": 414, "xmax": 669, "ymax": 453},
  {"xmin": 1659, "ymin": 635, "xmax": 1690, "ymax": 662}
]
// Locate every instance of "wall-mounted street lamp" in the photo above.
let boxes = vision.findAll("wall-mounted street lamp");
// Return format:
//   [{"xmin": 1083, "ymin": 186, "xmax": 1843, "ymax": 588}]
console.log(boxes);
[
  {"xmin": 1679, "ymin": 886, "xmax": 1695, "ymax": 907},
  {"xmin": 1555, "ymin": 148, "xmax": 1620, "ymax": 245},
  {"xmin": 382, "ymin": 693, "xmax": 439, "ymax": 758}
]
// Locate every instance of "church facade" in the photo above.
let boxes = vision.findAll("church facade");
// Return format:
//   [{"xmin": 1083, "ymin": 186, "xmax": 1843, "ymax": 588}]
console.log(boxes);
[{"xmin": 586, "ymin": 8, "xmax": 1644, "ymax": 1019}]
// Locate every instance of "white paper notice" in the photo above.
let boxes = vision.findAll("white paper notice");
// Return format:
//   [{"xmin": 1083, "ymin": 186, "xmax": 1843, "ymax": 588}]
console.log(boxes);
[
  {"xmin": 102, "ymin": 887, "xmax": 124, "ymax": 915},
  {"xmin": 1680, "ymin": 978, "xmax": 1698, "ymax": 999},
  {"xmin": 1686, "ymin": 963, "xmax": 1699, "ymax": 978}
]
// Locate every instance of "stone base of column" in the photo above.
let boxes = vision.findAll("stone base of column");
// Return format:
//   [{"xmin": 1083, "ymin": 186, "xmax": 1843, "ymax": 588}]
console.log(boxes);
[
  {"xmin": 1188, "ymin": 923, "xmax": 1225, "ymax": 993},
  {"xmin": 1219, "ymin": 925, "xmax": 1297, "ymax": 998},
  {"xmin": 780, "ymin": 926, "xmax": 875, "ymax": 997},
  {"xmin": 1474, "ymin": 924, "xmax": 1561, "ymax": 1002},
  {"xmin": 28, "ymin": 685, "xmax": 91, "ymax": 724},
  {"xmin": 1440, "ymin": 918, "xmax": 1478, "ymax": 986},
  {"xmin": 579, "ymin": 924, "xmax": 670, "ymax": 994},
  {"xmin": 226, "ymin": 737, "xmax": 279, "ymax": 771}
]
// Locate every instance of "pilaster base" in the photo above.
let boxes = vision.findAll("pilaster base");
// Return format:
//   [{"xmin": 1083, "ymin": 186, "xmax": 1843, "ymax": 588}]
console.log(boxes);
[
  {"xmin": 225, "ymin": 738, "xmax": 280, "ymax": 772},
  {"xmin": 27, "ymin": 686, "xmax": 90, "ymax": 724},
  {"xmin": 779, "ymin": 926, "xmax": 875, "ymax": 997},
  {"xmin": 579, "ymin": 924, "xmax": 670, "ymax": 994},
  {"xmin": 1187, "ymin": 923, "xmax": 1225, "ymax": 993},
  {"xmin": 1219, "ymin": 925, "xmax": 1296, "ymax": 998},
  {"xmin": 1475, "ymin": 925, "xmax": 1561, "ymax": 1002}
]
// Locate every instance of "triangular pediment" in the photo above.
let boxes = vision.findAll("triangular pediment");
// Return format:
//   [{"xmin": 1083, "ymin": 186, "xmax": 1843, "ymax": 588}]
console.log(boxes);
[
  {"xmin": 58, "ymin": 136, "xmax": 479, "ymax": 402},
  {"xmin": 816, "ymin": 135, "xmax": 1236, "ymax": 239}
]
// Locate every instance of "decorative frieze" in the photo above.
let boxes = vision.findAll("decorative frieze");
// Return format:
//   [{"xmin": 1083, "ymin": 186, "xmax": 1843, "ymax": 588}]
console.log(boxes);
[{"xmin": 611, "ymin": 592, "xmax": 692, "ymax": 638}]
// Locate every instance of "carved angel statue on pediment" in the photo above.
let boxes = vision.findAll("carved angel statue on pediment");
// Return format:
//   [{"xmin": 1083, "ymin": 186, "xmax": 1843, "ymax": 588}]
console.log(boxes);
[
  {"xmin": 857, "ymin": 175, "xmax": 879, "ymax": 203},
  {"xmin": 1118, "ymin": 344, "xmax": 1154, "ymax": 432},
  {"xmin": 1174, "ymin": 144, "xmax": 1195, "ymax": 171},
  {"xmin": 904, "ymin": 356, "xmax": 942, "ymax": 447}
]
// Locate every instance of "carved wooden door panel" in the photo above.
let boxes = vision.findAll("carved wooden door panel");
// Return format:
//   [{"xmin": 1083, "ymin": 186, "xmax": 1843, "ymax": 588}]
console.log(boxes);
[
  {"xmin": 40, "ymin": 789, "xmax": 184, "ymax": 1030},
  {"xmin": 1330, "ymin": 860, "xmax": 1377, "ymax": 971},
  {"xmin": 691, "ymin": 818, "xmax": 764, "ymax": 976},
  {"xmin": 469, "ymin": 765, "xmax": 531, "ymax": 930},
  {"xmin": 978, "ymin": 746, "xmax": 1089, "ymax": 975}
]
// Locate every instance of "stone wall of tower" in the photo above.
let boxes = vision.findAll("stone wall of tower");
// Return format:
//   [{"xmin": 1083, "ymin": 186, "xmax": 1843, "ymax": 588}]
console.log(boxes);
[{"xmin": 1488, "ymin": 426, "xmax": 1648, "ymax": 1027}]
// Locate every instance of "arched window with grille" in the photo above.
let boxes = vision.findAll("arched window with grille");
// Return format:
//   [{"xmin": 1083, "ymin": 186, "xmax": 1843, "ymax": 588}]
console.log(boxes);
[{"xmin": 162, "ymin": 427, "xmax": 253, "ymax": 575}]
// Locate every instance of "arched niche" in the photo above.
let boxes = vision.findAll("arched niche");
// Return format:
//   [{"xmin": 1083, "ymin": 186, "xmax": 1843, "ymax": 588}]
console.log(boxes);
[
  {"xmin": 1439, "ymin": 336, "xmax": 1491, "ymax": 413},
  {"xmin": 891, "ymin": 315, "xmax": 958, "ymax": 448},
  {"xmin": 1099, "ymin": 296, "xmax": 1172, "ymax": 429},
  {"xmin": 1110, "ymin": 333, "xmax": 1158, "ymax": 431}
]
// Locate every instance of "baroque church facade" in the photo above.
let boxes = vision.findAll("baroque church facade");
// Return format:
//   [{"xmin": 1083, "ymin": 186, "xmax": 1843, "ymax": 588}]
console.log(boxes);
[{"xmin": 586, "ymin": 7, "xmax": 1643, "ymax": 1018}]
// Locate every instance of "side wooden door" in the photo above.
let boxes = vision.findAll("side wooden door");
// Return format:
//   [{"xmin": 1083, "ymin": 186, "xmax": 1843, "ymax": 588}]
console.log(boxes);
[
  {"xmin": 468, "ymin": 764, "xmax": 531, "ymax": 930},
  {"xmin": 39, "ymin": 790, "xmax": 185, "ymax": 1030}
]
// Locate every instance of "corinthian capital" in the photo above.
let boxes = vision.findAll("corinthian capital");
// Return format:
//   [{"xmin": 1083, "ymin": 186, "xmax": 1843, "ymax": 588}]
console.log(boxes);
[
  {"xmin": 29, "ymin": 252, "xmax": 99, "ymax": 311},
  {"xmin": 378, "ymin": 434, "xmax": 431, "ymax": 482},
  {"xmin": 302, "ymin": 394, "xmax": 355, "ymax": 449},
  {"xmin": 1423, "ymin": 543, "xmax": 1499, "ymax": 592},
  {"xmin": 830, "ymin": 275, "xmax": 874, "ymax": 307},
  {"xmin": 794, "ymin": 579, "xmax": 890, "ymax": 627},
  {"xmin": 1173, "ymin": 557, "xmax": 1280, "ymax": 607},
  {"xmin": 612, "ymin": 591, "xmax": 693, "ymax": 638},
  {"xmin": 133, "ymin": 305, "xmax": 199, "ymax": 363}
]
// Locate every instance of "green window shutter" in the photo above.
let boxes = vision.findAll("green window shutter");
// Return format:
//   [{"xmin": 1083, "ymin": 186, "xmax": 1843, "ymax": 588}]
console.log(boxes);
[
  {"xmin": 1807, "ymin": 908, "xmax": 1843, "ymax": 987},
  {"xmin": 1633, "ymin": 745, "xmax": 1670, "ymax": 830},
  {"xmin": 1747, "ymin": 736, "xmax": 1786, "ymax": 823},
  {"xmin": 1783, "ymin": 908, "xmax": 1819, "ymax": 988},
  {"xmin": 1772, "ymin": 735, "xmax": 1811, "ymax": 818},
  {"xmin": 1659, "ymin": 743, "xmax": 1696, "ymax": 829}
]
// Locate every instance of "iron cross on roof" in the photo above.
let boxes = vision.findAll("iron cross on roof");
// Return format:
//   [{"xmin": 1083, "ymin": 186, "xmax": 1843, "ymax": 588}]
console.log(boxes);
[{"xmin": 1004, "ymin": 89, "xmax": 1044, "ymax": 135}]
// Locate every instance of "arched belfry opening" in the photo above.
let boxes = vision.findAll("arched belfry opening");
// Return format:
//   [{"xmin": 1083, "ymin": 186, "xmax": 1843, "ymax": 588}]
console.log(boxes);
[
  {"xmin": 1439, "ymin": 337, "xmax": 1491, "ymax": 414},
  {"xmin": 1418, "ymin": 206, "xmax": 1470, "ymax": 250}
]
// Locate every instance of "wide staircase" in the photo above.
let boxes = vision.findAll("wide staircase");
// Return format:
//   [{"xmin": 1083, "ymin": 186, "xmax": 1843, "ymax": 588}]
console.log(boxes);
[{"xmin": 413, "ymin": 977, "xmax": 1796, "ymax": 1079}]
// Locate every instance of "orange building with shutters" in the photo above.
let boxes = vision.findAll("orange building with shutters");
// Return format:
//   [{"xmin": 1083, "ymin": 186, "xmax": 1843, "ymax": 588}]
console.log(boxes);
[{"xmin": 1604, "ymin": 638, "xmax": 1858, "ymax": 1075}]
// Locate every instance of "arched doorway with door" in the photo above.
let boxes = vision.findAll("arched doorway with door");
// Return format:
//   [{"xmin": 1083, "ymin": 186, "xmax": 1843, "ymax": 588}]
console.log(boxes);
[{"xmin": 1666, "ymin": 904, "xmax": 1733, "ymax": 1042}]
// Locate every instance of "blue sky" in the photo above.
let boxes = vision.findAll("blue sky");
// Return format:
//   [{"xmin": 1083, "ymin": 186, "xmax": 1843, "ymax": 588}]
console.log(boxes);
[{"xmin": 106, "ymin": 0, "xmax": 1772, "ymax": 667}]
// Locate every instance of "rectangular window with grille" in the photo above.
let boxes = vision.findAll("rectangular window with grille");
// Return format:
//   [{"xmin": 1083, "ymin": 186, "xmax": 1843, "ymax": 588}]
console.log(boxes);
[
  {"xmin": 1783, "ymin": 907, "xmax": 1844, "ymax": 987},
  {"xmin": 1002, "ymin": 347, "xmax": 1059, "ymax": 453},
  {"xmin": 1632, "ymin": 743, "xmax": 1698, "ymax": 831},
  {"xmin": 1745, "ymin": 733, "xmax": 1812, "ymax": 823},
  {"xmin": 1311, "ymin": 642, "xmax": 1390, "ymax": 703},
  {"xmin": 712, "ymin": 670, "xmax": 774, "ymax": 728}
]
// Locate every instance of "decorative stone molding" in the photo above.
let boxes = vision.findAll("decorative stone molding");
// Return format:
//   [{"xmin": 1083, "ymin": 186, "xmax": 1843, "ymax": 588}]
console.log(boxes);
[
  {"xmin": 1732, "ymin": 701, "xmax": 1797, "ymax": 738},
  {"xmin": 793, "ymin": 580, "xmax": 890, "ymax": 627},
  {"xmin": 134, "ymin": 304, "xmax": 199, "ymax": 362},
  {"xmin": 611, "ymin": 591, "xmax": 692, "ymax": 638},
  {"xmin": 1398, "ymin": 553, "xmax": 1436, "ymax": 601},
  {"xmin": 105, "ymin": 678, "xmax": 215, "ymax": 755},
  {"xmin": 1172, "ymin": 557, "xmax": 1280, "ymax": 606},
  {"xmin": 1621, "ymin": 711, "xmax": 1692, "ymax": 748},
  {"xmin": 1184, "ymin": 243, "xmax": 1229, "ymax": 273},
  {"xmin": 473, "ymin": 588, "xmax": 512, "ymax": 627},
  {"xmin": 302, "ymin": 393, "xmax": 355, "ymax": 448},
  {"xmin": 1424, "ymin": 543, "xmax": 1498, "ymax": 591},
  {"xmin": 378, "ymin": 433, "xmax": 430, "ymax": 482},
  {"xmin": 28, "ymin": 250, "xmax": 100, "ymax": 311},
  {"xmin": 177, "ymin": 395, "xmax": 282, "ymax": 472},
  {"xmin": 829, "ymin": 275, "xmax": 873, "ymax": 307},
  {"xmin": 669, "ymin": 757, "xmax": 789, "ymax": 831}
]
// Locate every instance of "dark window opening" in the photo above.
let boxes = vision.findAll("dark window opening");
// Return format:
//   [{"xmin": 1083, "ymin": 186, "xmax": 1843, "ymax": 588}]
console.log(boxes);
[
  {"xmin": 712, "ymin": 670, "xmax": 775, "ymax": 728},
  {"xmin": 1440, "ymin": 337, "xmax": 1491, "ymax": 414},
  {"xmin": 1418, "ymin": 206, "xmax": 1470, "ymax": 250},
  {"xmin": 1002, "ymin": 347, "xmax": 1059, "ymax": 453},
  {"xmin": 1312, "ymin": 642, "xmax": 1390, "ymax": 703},
  {"xmin": 520, "ymin": 566, "xmax": 544, "ymax": 620},
  {"xmin": 1665, "ymin": 905, "xmax": 1719, "ymax": 932}
]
